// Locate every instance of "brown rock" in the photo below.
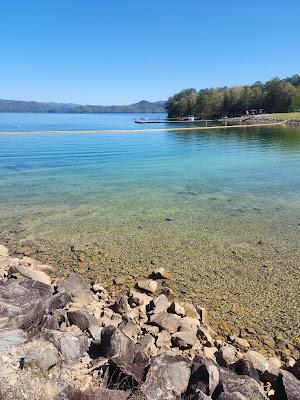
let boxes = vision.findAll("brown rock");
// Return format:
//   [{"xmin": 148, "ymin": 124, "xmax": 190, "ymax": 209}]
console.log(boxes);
[
  {"xmin": 156, "ymin": 330, "xmax": 172, "ymax": 349},
  {"xmin": 152, "ymin": 267, "xmax": 172, "ymax": 280},
  {"xmin": 233, "ymin": 337, "xmax": 250, "ymax": 351},
  {"xmin": 137, "ymin": 279, "xmax": 158, "ymax": 294},
  {"xmin": 181, "ymin": 301, "xmax": 200, "ymax": 319},
  {"xmin": 0, "ymin": 244, "xmax": 9, "ymax": 257},
  {"xmin": 169, "ymin": 301, "xmax": 186, "ymax": 316}
]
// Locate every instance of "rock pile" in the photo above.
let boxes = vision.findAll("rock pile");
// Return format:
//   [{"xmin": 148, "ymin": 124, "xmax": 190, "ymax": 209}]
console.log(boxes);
[{"xmin": 0, "ymin": 244, "xmax": 299, "ymax": 399}]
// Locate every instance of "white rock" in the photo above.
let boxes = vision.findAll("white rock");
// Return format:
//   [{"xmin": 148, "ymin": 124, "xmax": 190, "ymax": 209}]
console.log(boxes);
[{"xmin": 0, "ymin": 245, "xmax": 9, "ymax": 257}]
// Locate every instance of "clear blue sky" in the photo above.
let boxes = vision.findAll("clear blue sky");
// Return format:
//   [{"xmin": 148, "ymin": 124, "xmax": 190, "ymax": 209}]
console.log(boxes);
[{"xmin": 1, "ymin": 0, "xmax": 299, "ymax": 104}]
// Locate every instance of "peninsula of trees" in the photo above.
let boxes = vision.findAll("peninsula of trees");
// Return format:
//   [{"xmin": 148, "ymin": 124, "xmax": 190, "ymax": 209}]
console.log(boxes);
[{"xmin": 165, "ymin": 75, "xmax": 300, "ymax": 119}]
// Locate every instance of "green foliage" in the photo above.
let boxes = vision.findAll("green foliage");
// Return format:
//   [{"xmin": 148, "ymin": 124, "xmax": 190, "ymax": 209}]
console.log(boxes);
[{"xmin": 166, "ymin": 75, "xmax": 300, "ymax": 118}]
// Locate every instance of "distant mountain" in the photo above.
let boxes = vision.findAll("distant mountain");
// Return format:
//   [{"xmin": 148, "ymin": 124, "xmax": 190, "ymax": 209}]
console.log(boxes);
[{"xmin": 0, "ymin": 99, "xmax": 166, "ymax": 113}]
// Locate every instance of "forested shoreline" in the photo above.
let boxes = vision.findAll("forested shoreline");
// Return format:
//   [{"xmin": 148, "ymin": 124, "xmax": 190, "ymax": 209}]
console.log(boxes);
[{"xmin": 165, "ymin": 75, "xmax": 300, "ymax": 119}]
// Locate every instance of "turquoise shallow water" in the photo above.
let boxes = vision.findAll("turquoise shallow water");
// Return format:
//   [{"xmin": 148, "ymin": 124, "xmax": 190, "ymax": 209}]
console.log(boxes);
[{"xmin": 0, "ymin": 113, "xmax": 299, "ymax": 353}]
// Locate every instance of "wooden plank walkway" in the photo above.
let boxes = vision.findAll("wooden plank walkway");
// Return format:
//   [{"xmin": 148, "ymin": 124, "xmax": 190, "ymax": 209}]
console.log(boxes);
[{"xmin": 0, "ymin": 122, "xmax": 285, "ymax": 135}]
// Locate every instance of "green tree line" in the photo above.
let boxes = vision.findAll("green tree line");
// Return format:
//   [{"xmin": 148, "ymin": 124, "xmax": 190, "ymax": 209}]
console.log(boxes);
[{"xmin": 165, "ymin": 75, "xmax": 300, "ymax": 118}]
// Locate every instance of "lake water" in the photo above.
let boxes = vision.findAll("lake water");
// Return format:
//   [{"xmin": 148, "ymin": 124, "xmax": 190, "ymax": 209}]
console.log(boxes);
[{"xmin": 0, "ymin": 112, "xmax": 299, "ymax": 356}]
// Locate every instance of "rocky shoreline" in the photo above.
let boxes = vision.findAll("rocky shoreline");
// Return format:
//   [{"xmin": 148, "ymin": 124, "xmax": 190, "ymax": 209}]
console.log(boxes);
[
  {"xmin": 0, "ymin": 244, "xmax": 299, "ymax": 400},
  {"xmin": 219, "ymin": 116, "xmax": 300, "ymax": 125}
]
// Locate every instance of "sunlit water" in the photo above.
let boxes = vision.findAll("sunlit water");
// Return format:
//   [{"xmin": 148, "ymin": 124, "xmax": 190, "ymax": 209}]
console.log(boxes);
[{"xmin": 0, "ymin": 113, "xmax": 299, "ymax": 355}]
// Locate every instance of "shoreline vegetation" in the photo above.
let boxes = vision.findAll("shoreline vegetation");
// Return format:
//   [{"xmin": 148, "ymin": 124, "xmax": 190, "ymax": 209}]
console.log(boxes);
[
  {"xmin": 0, "ymin": 243, "xmax": 299, "ymax": 399},
  {"xmin": 165, "ymin": 75, "xmax": 300, "ymax": 120}
]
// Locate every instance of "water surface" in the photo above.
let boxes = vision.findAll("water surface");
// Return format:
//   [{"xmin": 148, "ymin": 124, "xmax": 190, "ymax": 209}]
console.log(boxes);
[{"xmin": 0, "ymin": 113, "xmax": 299, "ymax": 356}]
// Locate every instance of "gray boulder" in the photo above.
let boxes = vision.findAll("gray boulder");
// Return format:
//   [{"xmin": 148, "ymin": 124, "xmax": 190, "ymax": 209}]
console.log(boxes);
[
  {"xmin": 47, "ymin": 291, "xmax": 71, "ymax": 313},
  {"xmin": 0, "ymin": 328, "xmax": 27, "ymax": 349},
  {"xmin": 188, "ymin": 355, "xmax": 219, "ymax": 396},
  {"xmin": 111, "ymin": 295, "xmax": 130, "ymax": 315},
  {"xmin": 67, "ymin": 309, "xmax": 99, "ymax": 331},
  {"xmin": 100, "ymin": 326, "xmax": 149, "ymax": 383},
  {"xmin": 24, "ymin": 342, "xmax": 59, "ymax": 370},
  {"xmin": 141, "ymin": 353, "xmax": 191, "ymax": 400},
  {"xmin": 230, "ymin": 358, "xmax": 260, "ymax": 383},
  {"xmin": 0, "ymin": 282, "xmax": 48, "ymax": 335},
  {"xmin": 150, "ymin": 311, "xmax": 180, "ymax": 334},
  {"xmin": 56, "ymin": 272, "xmax": 89, "ymax": 296},
  {"xmin": 171, "ymin": 330, "xmax": 198, "ymax": 349},
  {"xmin": 218, "ymin": 368, "xmax": 268, "ymax": 400},
  {"xmin": 277, "ymin": 370, "xmax": 300, "ymax": 400},
  {"xmin": 44, "ymin": 330, "xmax": 89, "ymax": 363}
]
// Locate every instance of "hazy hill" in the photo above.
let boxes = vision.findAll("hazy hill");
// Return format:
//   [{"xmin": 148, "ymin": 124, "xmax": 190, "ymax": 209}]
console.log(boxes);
[{"xmin": 0, "ymin": 99, "xmax": 166, "ymax": 113}]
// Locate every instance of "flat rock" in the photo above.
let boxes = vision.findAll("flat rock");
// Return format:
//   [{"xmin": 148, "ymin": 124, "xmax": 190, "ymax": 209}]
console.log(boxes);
[
  {"xmin": 9, "ymin": 264, "xmax": 52, "ymax": 286},
  {"xmin": 88, "ymin": 325, "xmax": 103, "ymax": 341},
  {"xmin": 141, "ymin": 353, "xmax": 191, "ymax": 400},
  {"xmin": 179, "ymin": 316, "xmax": 199, "ymax": 335},
  {"xmin": 151, "ymin": 294, "xmax": 169, "ymax": 314},
  {"xmin": 0, "ymin": 328, "xmax": 27, "ymax": 349}
]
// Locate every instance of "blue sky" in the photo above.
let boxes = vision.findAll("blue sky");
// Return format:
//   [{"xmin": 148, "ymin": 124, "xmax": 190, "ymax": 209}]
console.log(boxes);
[{"xmin": 0, "ymin": 0, "xmax": 299, "ymax": 104}]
